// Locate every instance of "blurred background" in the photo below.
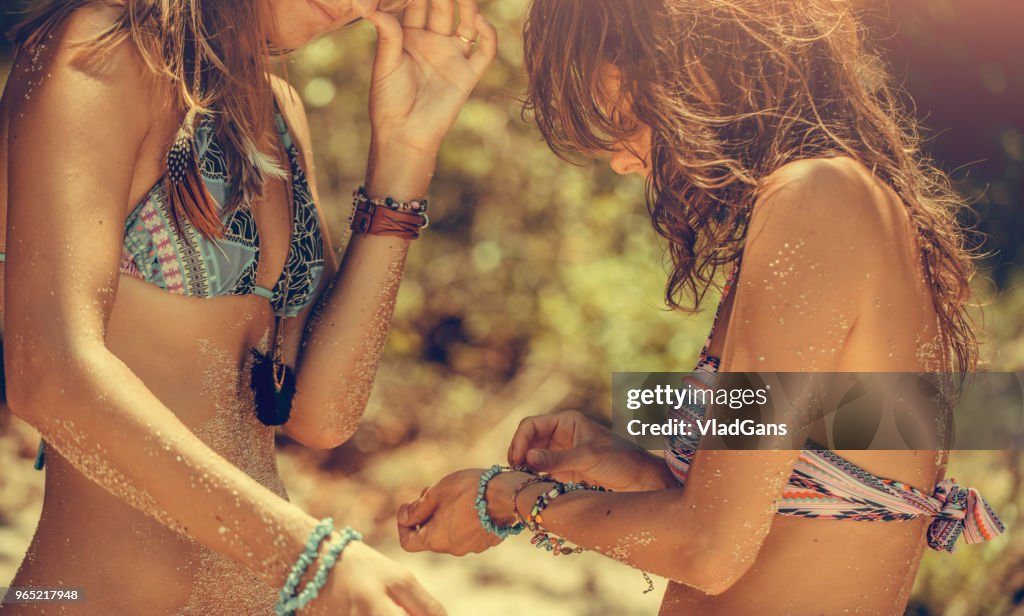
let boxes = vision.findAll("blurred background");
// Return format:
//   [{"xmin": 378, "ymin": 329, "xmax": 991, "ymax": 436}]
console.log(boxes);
[{"xmin": 0, "ymin": 1, "xmax": 1021, "ymax": 614}]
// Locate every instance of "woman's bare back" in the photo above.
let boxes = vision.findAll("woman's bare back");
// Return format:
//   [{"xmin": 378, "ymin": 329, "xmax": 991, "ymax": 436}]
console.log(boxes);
[{"xmin": 659, "ymin": 157, "xmax": 943, "ymax": 615}]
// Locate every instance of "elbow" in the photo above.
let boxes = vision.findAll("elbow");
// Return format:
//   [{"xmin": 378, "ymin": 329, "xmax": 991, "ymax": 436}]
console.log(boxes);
[
  {"xmin": 665, "ymin": 531, "xmax": 753, "ymax": 596},
  {"xmin": 685, "ymin": 553, "xmax": 748, "ymax": 596},
  {"xmin": 4, "ymin": 336, "xmax": 100, "ymax": 424},
  {"xmin": 285, "ymin": 423, "xmax": 358, "ymax": 450},
  {"xmin": 5, "ymin": 350, "xmax": 63, "ymax": 423},
  {"xmin": 283, "ymin": 399, "xmax": 364, "ymax": 450}
]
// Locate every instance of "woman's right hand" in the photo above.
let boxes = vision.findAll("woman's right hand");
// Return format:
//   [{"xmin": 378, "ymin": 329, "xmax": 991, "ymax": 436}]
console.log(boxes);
[
  {"xmin": 507, "ymin": 411, "xmax": 678, "ymax": 492},
  {"xmin": 315, "ymin": 539, "xmax": 445, "ymax": 616}
]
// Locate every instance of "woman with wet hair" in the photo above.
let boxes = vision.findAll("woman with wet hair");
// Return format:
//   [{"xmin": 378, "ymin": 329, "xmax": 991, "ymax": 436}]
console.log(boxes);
[
  {"xmin": 1, "ymin": 0, "xmax": 495, "ymax": 613},
  {"xmin": 398, "ymin": 1, "xmax": 1004, "ymax": 613}
]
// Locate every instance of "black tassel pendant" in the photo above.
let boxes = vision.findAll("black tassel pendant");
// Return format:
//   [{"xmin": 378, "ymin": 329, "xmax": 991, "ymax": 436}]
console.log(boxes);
[
  {"xmin": 249, "ymin": 346, "xmax": 296, "ymax": 426},
  {"xmin": 247, "ymin": 124, "xmax": 299, "ymax": 428}
]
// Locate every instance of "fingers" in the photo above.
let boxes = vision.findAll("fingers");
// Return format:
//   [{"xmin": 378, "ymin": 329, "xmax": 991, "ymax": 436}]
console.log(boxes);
[
  {"xmin": 389, "ymin": 576, "xmax": 447, "ymax": 616},
  {"xmin": 398, "ymin": 490, "xmax": 438, "ymax": 527},
  {"xmin": 455, "ymin": 0, "xmax": 480, "ymax": 32},
  {"xmin": 427, "ymin": 0, "xmax": 455, "ymax": 35},
  {"xmin": 374, "ymin": 601, "xmax": 407, "ymax": 616},
  {"xmin": 526, "ymin": 447, "xmax": 597, "ymax": 474},
  {"xmin": 468, "ymin": 15, "xmax": 499, "ymax": 78},
  {"xmin": 398, "ymin": 520, "xmax": 502, "ymax": 556},
  {"xmin": 398, "ymin": 520, "xmax": 433, "ymax": 552},
  {"xmin": 453, "ymin": 0, "xmax": 479, "ymax": 54},
  {"xmin": 508, "ymin": 415, "xmax": 560, "ymax": 466},
  {"xmin": 367, "ymin": 11, "xmax": 405, "ymax": 77},
  {"xmin": 402, "ymin": 0, "xmax": 428, "ymax": 29}
]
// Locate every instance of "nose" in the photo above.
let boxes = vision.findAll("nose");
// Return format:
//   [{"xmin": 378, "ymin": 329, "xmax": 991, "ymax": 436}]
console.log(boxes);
[{"xmin": 609, "ymin": 148, "xmax": 647, "ymax": 176}]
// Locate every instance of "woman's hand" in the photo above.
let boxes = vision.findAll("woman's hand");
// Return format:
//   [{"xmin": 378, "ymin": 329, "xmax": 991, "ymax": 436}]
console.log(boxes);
[
  {"xmin": 508, "ymin": 410, "xmax": 679, "ymax": 492},
  {"xmin": 365, "ymin": 1, "xmax": 497, "ymax": 180},
  {"xmin": 396, "ymin": 469, "xmax": 503, "ymax": 556},
  {"xmin": 317, "ymin": 539, "xmax": 446, "ymax": 615}
]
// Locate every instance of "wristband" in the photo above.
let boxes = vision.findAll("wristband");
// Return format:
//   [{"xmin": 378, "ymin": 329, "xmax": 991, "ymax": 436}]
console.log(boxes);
[
  {"xmin": 511, "ymin": 475, "xmax": 548, "ymax": 528},
  {"xmin": 276, "ymin": 521, "xmax": 363, "ymax": 616},
  {"xmin": 350, "ymin": 201, "xmax": 428, "ymax": 240},
  {"xmin": 476, "ymin": 465, "xmax": 531, "ymax": 539},
  {"xmin": 353, "ymin": 185, "xmax": 428, "ymax": 214},
  {"xmin": 278, "ymin": 517, "xmax": 334, "ymax": 606}
]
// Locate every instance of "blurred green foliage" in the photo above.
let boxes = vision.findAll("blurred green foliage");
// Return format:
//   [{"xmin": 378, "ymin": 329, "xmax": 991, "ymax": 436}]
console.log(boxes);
[{"xmin": 282, "ymin": 3, "xmax": 714, "ymax": 413}]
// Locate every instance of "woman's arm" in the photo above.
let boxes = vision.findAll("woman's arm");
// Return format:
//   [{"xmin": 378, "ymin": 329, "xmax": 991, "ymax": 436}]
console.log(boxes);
[
  {"xmin": 282, "ymin": 1, "xmax": 498, "ymax": 449},
  {"xmin": 3, "ymin": 11, "xmax": 440, "ymax": 613},
  {"xmin": 400, "ymin": 158, "xmax": 898, "ymax": 594},
  {"xmin": 399, "ymin": 454, "xmax": 799, "ymax": 595}
]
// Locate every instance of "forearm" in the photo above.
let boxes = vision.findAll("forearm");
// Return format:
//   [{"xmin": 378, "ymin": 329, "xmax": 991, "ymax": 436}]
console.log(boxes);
[
  {"xmin": 289, "ymin": 233, "xmax": 410, "ymax": 446},
  {"xmin": 287, "ymin": 145, "xmax": 434, "ymax": 446},
  {"xmin": 487, "ymin": 473, "xmax": 730, "ymax": 591},
  {"xmin": 638, "ymin": 450, "xmax": 681, "ymax": 491},
  {"xmin": 11, "ymin": 341, "xmax": 323, "ymax": 588}
]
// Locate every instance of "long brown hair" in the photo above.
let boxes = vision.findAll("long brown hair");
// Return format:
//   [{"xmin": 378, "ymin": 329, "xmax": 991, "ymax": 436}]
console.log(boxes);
[
  {"xmin": 11, "ymin": 0, "xmax": 284, "ymax": 238},
  {"xmin": 523, "ymin": 0, "xmax": 980, "ymax": 372}
]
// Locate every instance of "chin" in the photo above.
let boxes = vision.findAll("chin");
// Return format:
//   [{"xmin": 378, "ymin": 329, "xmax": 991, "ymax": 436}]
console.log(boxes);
[{"xmin": 272, "ymin": 23, "xmax": 326, "ymax": 51}]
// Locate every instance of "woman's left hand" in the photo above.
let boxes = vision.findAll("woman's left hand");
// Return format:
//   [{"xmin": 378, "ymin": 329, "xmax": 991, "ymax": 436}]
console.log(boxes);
[
  {"xmin": 397, "ymin": 468, "xmax": 504, "ymax": 556},
  {"xmin": 366, "ymin": 0, "xmax": 497, "ymax": 158}
]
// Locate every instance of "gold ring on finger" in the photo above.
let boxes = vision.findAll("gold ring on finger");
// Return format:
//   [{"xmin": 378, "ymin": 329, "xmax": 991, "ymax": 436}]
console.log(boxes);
[{"xmin": 455, "ymin": 32, "xmax": 478, "ymax": 45}]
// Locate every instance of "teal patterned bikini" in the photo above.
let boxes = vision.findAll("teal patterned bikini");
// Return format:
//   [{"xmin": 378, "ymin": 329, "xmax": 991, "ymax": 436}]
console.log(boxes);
[
  {"xmin": 1, "ymin": 104, "xmax": 326, "ymax": 468},
  {"xmin": 119, "ymin": 109, "xmax": 325, "ymax": 317}
]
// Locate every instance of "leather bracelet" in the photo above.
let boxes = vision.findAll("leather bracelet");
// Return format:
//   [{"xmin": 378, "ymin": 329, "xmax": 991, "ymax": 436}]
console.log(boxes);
[{"xmin": 350, "ymin": 201, "xmax": 428, "ymax": 240}]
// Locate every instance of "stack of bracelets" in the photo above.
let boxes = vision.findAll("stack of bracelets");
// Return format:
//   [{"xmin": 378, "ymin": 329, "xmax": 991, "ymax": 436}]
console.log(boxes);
[
  {"xmin": 350, "ymin": 186, "xmax": 430, "ymax": 241},
  {"xmin": 475, "ymin": 465, "xmax": 655, "ymax": 593},
  {"xmin": 275, "ymin": 518, "xmax": 363, "ymax": 616}
]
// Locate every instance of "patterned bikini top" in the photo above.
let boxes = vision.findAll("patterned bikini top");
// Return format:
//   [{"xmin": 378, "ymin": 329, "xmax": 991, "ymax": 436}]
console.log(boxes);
[
  {"xmin": 119, "ymin": 108, "xmax": 325, "ymax": 318},
  {"xmin": 664, "ymin": 265, "xmax": 1006, "ymax": 553}
]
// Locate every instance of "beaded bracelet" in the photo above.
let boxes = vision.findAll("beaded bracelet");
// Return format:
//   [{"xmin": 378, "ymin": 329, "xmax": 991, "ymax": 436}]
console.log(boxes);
[
  {"xmin": 511, "ymin": 475, "xmax": 547, "ymax": 528},
  {"xmin": 277, "ymin": 527, "xmax": 363, "ymax": 615},
  {"xmin": 275, "ymin": 520, "xmax": 363, "ymax": 616},
  {"xmin": 277, "ymin": 517, "xmax": 335, "ymax": 608},
  {"xmin": 476, "ymin": 465, "xmax": 531, "ymax": 539},
  {"xmin": 505, "ymin": 471, "xmax": 656, "ymax": 592},
  {"xmin": 527, "ymin": 481, "xmax": 608, "ymax": 532},
  {"xmin": 531, "ymin": 530, "xmax": 585, "ymax": 557},
  {"xmin": 521, "ymin": 481, "xmax": 609, "ymax": 559},
  {"xmin": 353, "ymin": 186, "xmax": 429, "ymax": 214}
]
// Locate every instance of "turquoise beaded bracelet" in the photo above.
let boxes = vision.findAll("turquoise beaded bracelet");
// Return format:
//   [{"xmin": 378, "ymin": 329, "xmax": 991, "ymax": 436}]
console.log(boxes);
[
  {"xmin": 275, "ymin": 519, "xmax": 363, "ymax": 616},
  {"xmin": 476, "ymin": 465, "xmax": 529, "ymax": 539},
  {"xmin": 278, "ymin": 517, "xmax": 334, "ymax": 607}
]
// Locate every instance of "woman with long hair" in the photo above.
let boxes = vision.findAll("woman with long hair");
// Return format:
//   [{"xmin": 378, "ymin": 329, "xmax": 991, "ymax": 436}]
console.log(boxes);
[
  {"xmin": 1, "ymin": 0, "xmax": 495, "ymax": 613},
  {"xmin": 397, "ymin": 1, "xmax": 1005, "ymax": 613}
]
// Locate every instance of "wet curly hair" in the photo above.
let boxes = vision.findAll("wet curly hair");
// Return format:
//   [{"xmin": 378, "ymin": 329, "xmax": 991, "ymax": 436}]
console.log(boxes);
[{"xmin": 523, "ymin": 0, "xmax": 981, "ymax": 372}]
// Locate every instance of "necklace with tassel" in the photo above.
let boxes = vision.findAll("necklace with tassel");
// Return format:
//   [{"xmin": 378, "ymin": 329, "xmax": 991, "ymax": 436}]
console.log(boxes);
[
  {"xmin": 167, "ymin": 103, "xmax": 300, "ymax": 427},
  {"xmin": 250, "ymin": 309, "xmax": 297, "ymax": 426},
  {"xmin": 249, "ymin": 133, "xmax": 299, "ymax": 427}
]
